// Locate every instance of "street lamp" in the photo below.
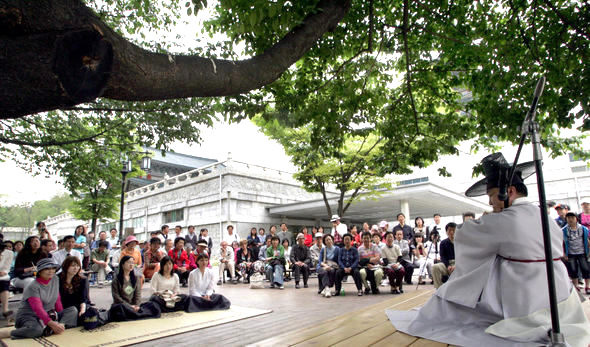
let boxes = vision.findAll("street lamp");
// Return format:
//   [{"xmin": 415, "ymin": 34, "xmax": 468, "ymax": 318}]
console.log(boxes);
[{"xmin": 118, "ymin": 150, "xmax": 151, "ymax": 244}]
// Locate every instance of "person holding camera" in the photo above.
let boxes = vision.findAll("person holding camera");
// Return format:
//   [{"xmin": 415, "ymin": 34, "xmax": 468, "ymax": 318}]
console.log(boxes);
[{"xmin": 36, "ymin": 222, "xmax": 54, "ymax": 242}]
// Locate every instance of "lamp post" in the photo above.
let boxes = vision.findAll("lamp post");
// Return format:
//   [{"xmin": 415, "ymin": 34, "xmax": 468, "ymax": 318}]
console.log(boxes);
[{"xmin": 118, "ymin": 151, "xmax": 151, "ymax": 244}]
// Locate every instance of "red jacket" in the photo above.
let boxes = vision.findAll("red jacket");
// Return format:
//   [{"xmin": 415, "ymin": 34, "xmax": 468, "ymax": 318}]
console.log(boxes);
[{"xmin": 168, "ymin": 248, "xmax": 189, "ymax": 270}]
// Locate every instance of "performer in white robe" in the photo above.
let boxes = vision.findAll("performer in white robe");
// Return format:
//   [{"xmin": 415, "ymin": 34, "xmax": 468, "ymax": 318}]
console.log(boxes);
[{"xmin": 387, "ymin": 152, "xmax": 590, "ymax": 346}]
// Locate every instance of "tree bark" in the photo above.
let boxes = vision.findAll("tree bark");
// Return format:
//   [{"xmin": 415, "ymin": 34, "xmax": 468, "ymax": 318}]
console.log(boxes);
[{"xmin": 0, "ymin": 0, "xmax": 352, "ymax": 119}]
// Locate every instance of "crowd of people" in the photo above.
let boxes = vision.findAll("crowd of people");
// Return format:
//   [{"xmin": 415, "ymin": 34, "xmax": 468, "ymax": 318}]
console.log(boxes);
[{"xmin": 0, "ymin": 198, "xmax": 588, "ymax": 340}]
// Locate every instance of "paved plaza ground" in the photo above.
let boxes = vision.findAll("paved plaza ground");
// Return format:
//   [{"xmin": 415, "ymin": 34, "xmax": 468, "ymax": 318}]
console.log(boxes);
[{"xmin": 2, "ymin": 276, "xmax": 590, "ymax": 346}]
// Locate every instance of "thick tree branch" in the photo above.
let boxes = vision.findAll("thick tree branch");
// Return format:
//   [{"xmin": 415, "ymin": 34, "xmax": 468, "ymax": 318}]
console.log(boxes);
[
  {"xmin": 1, "ymin": 0, "xmax": 352, "ymax": 119},
  {"xmin": 402, "ymin": 0, "xmax": 420, "ymax": 134}
]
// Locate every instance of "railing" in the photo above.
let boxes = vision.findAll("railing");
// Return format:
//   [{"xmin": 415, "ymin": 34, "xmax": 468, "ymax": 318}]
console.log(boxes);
[{"xmin": 125, "ymin": 157, "xmax": 298, "ymax": 199}]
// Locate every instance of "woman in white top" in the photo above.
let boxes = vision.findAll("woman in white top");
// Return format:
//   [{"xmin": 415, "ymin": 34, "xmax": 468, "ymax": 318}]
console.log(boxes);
[
  {"xmin": 149, "ymin": 256, "xmax": 184, "ymax": 312},
  {"xmin": 150, "ymin": 256, "xmax": 180, "ymax": 295},
  {"xmin": 0, "ymin": 243, "xmax": 14, "ymax": 317},
  {"xmin": 186, "ymin": 254, "xmax": 230, "ymax": 312}
]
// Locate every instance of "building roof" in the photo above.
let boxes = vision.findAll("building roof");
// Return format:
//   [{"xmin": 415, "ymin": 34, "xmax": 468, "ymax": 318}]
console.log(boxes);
[
  {"xmin": 268, "ymin": 181, "xmax": 490, "ymax": 223},
  {"xmin": 147, "ymin": 147, "xmax": 218, "ymax": 170}
]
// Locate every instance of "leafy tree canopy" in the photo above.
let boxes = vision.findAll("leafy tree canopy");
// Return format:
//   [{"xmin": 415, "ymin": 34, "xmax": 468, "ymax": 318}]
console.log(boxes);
[{"xmin": 0, "ymin": 194, "xmax": 74, "ymax": 228}]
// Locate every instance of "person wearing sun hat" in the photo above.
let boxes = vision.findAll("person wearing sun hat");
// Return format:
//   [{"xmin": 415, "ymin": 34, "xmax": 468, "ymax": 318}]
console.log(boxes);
[
  {"xmin": 387, "ymin": 152, "xmax": 590, "ymax": 346},
  {"xmin": 7, "ymin": 258, "xmax": 78, "ymax": 339}
]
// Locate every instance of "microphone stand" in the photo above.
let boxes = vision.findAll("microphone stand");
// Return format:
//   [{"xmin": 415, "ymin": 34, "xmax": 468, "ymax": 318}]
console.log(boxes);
[{"xmin": 507, "ymin": 76, "xmax": 565, "ymax": 346}]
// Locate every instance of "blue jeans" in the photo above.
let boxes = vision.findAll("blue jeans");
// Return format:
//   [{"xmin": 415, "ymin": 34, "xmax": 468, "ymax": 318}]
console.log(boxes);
[{"xmin": 266, "ymin": 264, "xmax": 284, "ymax": 285}]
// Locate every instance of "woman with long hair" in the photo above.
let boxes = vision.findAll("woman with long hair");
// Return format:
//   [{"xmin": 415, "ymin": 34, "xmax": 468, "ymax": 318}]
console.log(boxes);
[
  {"xmin": 414, "ymin": 217, "xmax": 426, "ymax": 235},
  {"xmin": 149, "ymin": 256, "xmax": 185, "ymax": 312},
  {"xmin": 14, "ymin": 236, "xmax": 47, "ymax": 289},
  {"xmin": 111, "ymin": 256, "xmax": 140, "ymax": 311},
  {"xmin": 236, "ymin": 240, "xmax": 257, "ymax": 283},
  {"xmin": 58, "ymin": 256, "xmax": 88, "ymax": 324}
]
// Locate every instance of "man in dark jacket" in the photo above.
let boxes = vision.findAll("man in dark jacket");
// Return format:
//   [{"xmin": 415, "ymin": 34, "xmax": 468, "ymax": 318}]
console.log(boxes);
[
  {"xmin": 432, "ymin": 222, "xmax": 456, "ymax": 288},
  {"xmin": 290, "ymin": 233, "xmax": 311, "ymax": 289}
]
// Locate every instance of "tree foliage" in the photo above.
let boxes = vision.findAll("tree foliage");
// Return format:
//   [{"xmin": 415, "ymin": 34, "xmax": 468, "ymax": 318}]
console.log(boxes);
[{"xmin": 0, "ymin": 0, "xmax": 588, "ymax": 221}]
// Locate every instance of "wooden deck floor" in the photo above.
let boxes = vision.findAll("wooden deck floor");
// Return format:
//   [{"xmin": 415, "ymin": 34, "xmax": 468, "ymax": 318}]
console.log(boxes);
[{"xmin": 248, "ymin": 289, "xmax": 449, "ymax": 347}]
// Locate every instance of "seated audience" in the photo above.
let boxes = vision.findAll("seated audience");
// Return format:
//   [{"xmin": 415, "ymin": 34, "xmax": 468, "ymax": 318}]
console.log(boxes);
[
  {"xmin": 187, "ymin": 254, "xmax": 231, "ymax": 311},
  {"xmin": 412, "ymin": 232, "xmax": 427, "ymax": 284},
  {"xmin": 198, "ymin": 228, "xmax": 213, "ymax": 255},
  {"xmin": 52, "ymin": 235, "xmax": 82, "ymax": 266},
  {"xmin": 111, "ymin": 256, "xmax": 141, "ymax": 311},
  {"xmin": 310, "ymin": 232, "xmax": 324, "ymax": 269},
  {"xmin": 40, "ymin": 239, "xmax": 55, "ymax": 256},
  {"xmin": 301, "ymin": 227, "xmax": 313, "ymax": 248},
  {"xmin": 255, "ymin": 237, "xmax": 271, "ymax": 277},
  {"xmin": 432, "ymin": 223, "xmax": 456, "ymax": 289},
  {"xmin": 282, "ymin": 239, "xmax": 292, "ymax": 280},
  {"xmin": 143, "ymin": 237, "xmax": 166, "ymax": 280},
  {"xmin": 90, "ymin": 241, "xmax": 112, "ymax": 287},
  {"xmin": 168, "ymin": 237, "xmax": 190, "ymax": 287},
  {"xmin": 195, "ymin": 240, "xmax": 211, "ymax": 268},
  {"xmin": 0, "ymin": 242, "xmax": 13, "ymax": 317},
  {"xmin": 217, "ymin": 241, "xmax": 237, "ymax": 285},
  {"xmin": 358, "ymin": 231, "xmax": 383, "ymax": 294},
  {"xmin": 265, "ymin": 236, "xmax": 286, "ymax": 289},
  {"xmin": 8, "ymin": 258, "xmax": 77, "ymax": 339},
  {"xmin": 349, "ymin": 225, "xmax": 360, "ymax": 247},
  {"xmin": 164, "ymin": 239, "xmax": 174, "ymax": 254},
  {"xmin": 381, "ymin": 231, "xmax": 405, "ymax": 294},
  {"xmin": 317, "ymin": 234, "xmax": 340, "ymax": 297},
  {"xmin": 247, "ymin": 228, "xmax": 261, "ymax": 245},
  {"xmin": 420, "ymin": 231, "xmax": 441, "ymax": 284},
  {"xmin": 91, "ymin": 231, "xmax": 112, "ymax": 250},
  {"xmin": 58, "ymin": 256, "xmax": 88, "ymax": 325},
  {"xmin": 14, "ymin": 236, "xmax": 48, "ymax": 289},
  {"xmin": 336, "ymin": 233, "xmax": 362, "ymax": 296},
  {"xmin": 290, "ymin": 233, "xmax": 312, "ymax": 289},
  {"xmin": 236, "ymin": 240, "xmax": 257, "ymax": 283},
  {"xmin": 119, "ymin": 236, "xmax": 144, "ymax": 287},
  {"xmin": 149, "ymin": 256, "xmax": 184, "ymax": 312}
]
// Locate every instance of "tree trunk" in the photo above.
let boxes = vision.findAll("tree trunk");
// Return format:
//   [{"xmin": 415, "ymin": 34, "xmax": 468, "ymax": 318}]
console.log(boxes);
[{"xmin": 0, "ymin": 0, "xmax": 351, "ymax": 119}]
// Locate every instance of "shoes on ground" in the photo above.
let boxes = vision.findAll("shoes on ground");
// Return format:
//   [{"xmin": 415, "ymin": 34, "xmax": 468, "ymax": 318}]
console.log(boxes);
[{"xmin": 304, "ymin": 283, "xmax": 309, "ymax": 288}]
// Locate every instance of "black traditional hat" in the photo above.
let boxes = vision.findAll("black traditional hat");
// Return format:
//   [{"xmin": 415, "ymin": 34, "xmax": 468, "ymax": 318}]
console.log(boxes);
[{"xmin": 465, "ymin": 152, "xmax": 536, "ymax": 197}]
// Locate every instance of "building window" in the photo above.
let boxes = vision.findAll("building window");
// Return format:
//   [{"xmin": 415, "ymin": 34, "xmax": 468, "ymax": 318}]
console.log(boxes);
[
  {"xmin": 571, "ymin": 166, "xmax": 589, "ymax": 173},
  {"xmin": 124, "ymin": 217, "xmax": 145, "ymax": 230},
  {"xmin": 100, "ymin": 222, "xmax": 116, "ymax": 233},
  {"xmin": 163, "ymin": 209, "xmax": 184, "ymax": 223}
]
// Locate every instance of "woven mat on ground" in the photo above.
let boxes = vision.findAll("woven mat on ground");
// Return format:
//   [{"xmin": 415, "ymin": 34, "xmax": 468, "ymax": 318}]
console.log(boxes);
[{"xmin": 0, "ymin": 305, "xmax": 271, "ymax": 347}]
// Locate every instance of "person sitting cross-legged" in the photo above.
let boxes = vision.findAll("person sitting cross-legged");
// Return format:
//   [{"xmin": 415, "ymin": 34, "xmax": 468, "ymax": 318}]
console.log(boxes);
[
  {"xmin": 336, "ymin": 233, "xmax": 363, "ymax": 296},
  {"xmin": 432, "ymin": 223, "xmax": 457, "ymax": 289},
  {"xmin": 381, "ymin": 231, "xmax": 406, "ymax": 294},
  {"xmin": 290, "ymin": 233, "xmax": 312, "ymax": 289},
  {"xmin": 186, "ymin": 254, "xmax": 231, "ymax": 312},
  {"xmin": 6, "ymin": 258, "xmax": 78, "ymax": 339},
  {"xmin": 265, "ymin": 236, "xmax": 286, "ymax": 289},
  {"xmin": 359, "ymin": 231, "xmax": 384, "ymax": 294},
  {"xmin": 149, "ymin": 256, "xmax": 186, "ymax": 312}
]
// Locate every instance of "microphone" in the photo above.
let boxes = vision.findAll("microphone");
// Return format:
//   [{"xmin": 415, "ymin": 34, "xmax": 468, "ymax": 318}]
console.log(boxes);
[{"xmin": 524, "ymin": 76, "xmax": 546, "ymax": 124}]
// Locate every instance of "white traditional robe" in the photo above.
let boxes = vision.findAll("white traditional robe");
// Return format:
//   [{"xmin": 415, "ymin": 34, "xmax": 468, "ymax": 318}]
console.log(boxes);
[{"xmin": 387, "ymin": 198, "xmax": 590, "ymax": 346}]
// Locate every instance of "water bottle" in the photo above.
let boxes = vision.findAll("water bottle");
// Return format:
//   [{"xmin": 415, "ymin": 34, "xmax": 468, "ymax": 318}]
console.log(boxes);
[{"xmin": 340, "ymin": 288, "xmax": 345, "ymax": 296}]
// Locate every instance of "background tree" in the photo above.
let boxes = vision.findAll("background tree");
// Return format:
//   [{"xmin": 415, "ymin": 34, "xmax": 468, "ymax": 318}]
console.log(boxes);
[{"xmin": 0, "ymin": 194, "xmax": 74, "ymax": 228}]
